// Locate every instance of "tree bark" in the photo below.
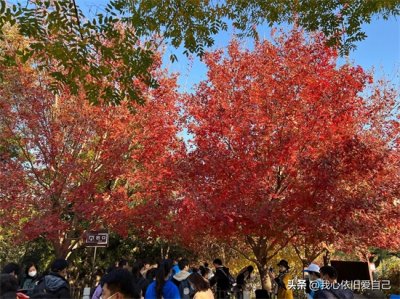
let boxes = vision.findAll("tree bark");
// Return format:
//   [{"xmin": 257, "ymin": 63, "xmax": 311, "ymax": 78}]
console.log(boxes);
[
  {"xmin": 230, "ymin": 235, "xmax": 293, "ymax": 292},
  {"xmin": 257, "ymin": 263, "xmax": 272, "ymax": 292},
  {"xmin": 246, "ymin": 236, "xmax": 273, "ymax": 291}
]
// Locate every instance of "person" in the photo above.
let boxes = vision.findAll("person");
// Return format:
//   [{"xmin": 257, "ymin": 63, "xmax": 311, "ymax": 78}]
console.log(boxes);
[
  {"xmin": 146, "ymin": 268, "xmax": 158, "ymax": 284},
  {"xmin": 1, "ymin": 263, "xmax": 20, "ymax": 279},
  {"xmin": 21, "ymin": 262, "xmax": 40, "ymax": 296},
  {"xmin": 145, "ymin": 260, "xmax": 180, "ymax": 299},
  {"xmin": 1, "ymin": 264, "xmax": 29, "ymax": 299},
  {"xmin": 188, "ymin": 272, "xmax": 214, "ymax": 299},
  {"xmin": 0, "ymin": 273, "xmax": 29, "ymax": 299},
  {"xmin": 199, "ymin": 266, "xmax": 212, "ymax": 280},
  {"xmin": 1, "ymin": 274, "xmax": 19, "ymax": 299},
  {"xmin": 209, "ymin": 258, "xmax": 232, "ymax": 299},
  {"xmin": 101, "ymin": 268, "xmax": 140, "ymax": 299},
  {"xmin": 118, "ymin": 259, "xmax": 131, "ymax": 272},
  {"xmin": 33, "ymin": 258, "xmax": 71, "ymax": 298},
  {"xmin": 268, "ymin": 260, "xmax": 293, "ymax": 299},
  {"xmin": 203, "ymin": 263, "xmax": 214, "ymax": 279},
  {"xmin": 91, "ymin": 266, "xmax": 115, "ymax": 299},
  {"xmin": 314, "ymin": 266, "xmax": 354, "ymax": 299},
  {"xmin": 140, "ymin": 258, "xmax": 153, "ymax": 279},
  {"xmin": 172, "ymin": 258, "xmax": 193, "ymax": 299},
  {"xmin": 235, "ymin": 265, "xmax": 254, "ymax": 299},
  {"xmin": 171, "ymin": 258, "xmax": 181, "ymax": 277},
  {"xmin": 255, "ymin": 289, "xmax": 270, "ymax": 299},
  {"xmin": 304, "ymin": 263, "xmax": 323, "ymax": 299},
  {"xmin": 132, "ymin": 261, "xmax": 150, "ymax": 297}
]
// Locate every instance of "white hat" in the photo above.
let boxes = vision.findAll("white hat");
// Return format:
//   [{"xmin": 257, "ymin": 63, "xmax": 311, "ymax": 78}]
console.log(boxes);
[{"xmin": 304, "ymin": 263, "xmax": 320, "ymax": 273}]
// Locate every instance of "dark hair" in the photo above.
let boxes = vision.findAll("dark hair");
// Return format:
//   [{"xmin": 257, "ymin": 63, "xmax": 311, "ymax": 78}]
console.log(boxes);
[
  {"xmin": 146, "ymin": 268, "xmax": 157, "ymax": 281},
  {"xmin": 94, "ymin": 269, "xmax": 104, "ymax": 281},
  {"xmin": 277, "ymin": 259, "xmax": 290, "ymax": 270},
  {"xmin": 155, "ymin": 260, "xmax": 173, "ymax": 299},
  {"xmin": 191, "ymin": 267, "xmax": 199, "ymax": 274},
  {"xmin": 25, "ymin": 262, "xmax": 38, "ymax": 276},
  {"xmin": 188, "ymin": 272, "xmax": 210, "ymax": 292},
  {"xmin": 309, "ymin": 271, "xmax": 321, "ymax": 278},
  {"xmin": 1, "ymin": 263, "xmax": 20, "ymax": 275},
  {"xmin": 178, "ymin": 259, "xmax": 189, "ymax": 271},
  {"xmin": 106, "ymin": 265, "xmax": 116, "ymax": 274},
  {"xmin": 213, "ymin": 258, "xmax": 222, "ymax": 266},
  {"xmin": 118, "ymin": 259, "xmax": 128, "ymax": 268},
  {"xmin": 199, "ymin": 266, "xmax": 211, "ymax": 278},
  {"xmin": 320, "ymin": 266, "xmax": 338, "ymax": 279},
  {"xmin": 204, "ymin": 262, "xmax": 209, "ymax": 268},
  {"xmin": 132, "ymin": 261, "xmax": 145, "ymax": 279},
  {"xmin": 247, "ymin": 265, "xmax": 254, "ymax": 273},
  {"xmin": 155, "ymin": 258, "xmax": 163, "ymax": 267},
  {"xmin": 102, "ymin": 269, "xmax": 139, "ymax": 298},
  {"xmin": 51, "ymin": 259, "xmax": 68, "ymax": 272},
  {"xmin": 143, "ymin": 258, "xmax": 152, "ymax": 266},
  {"xmin": 0, "ymin": 274, "xmax": 18, "ymax": 297},
  {"xmin": 99, "ymin": 266, "xmax": 117, "ymax": 287}
]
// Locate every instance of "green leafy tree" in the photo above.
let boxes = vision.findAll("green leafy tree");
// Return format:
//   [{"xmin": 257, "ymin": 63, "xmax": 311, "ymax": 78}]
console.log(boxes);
[{"xmin": 1, "ymin": 0, "xmax": 399, "ymax": 105}]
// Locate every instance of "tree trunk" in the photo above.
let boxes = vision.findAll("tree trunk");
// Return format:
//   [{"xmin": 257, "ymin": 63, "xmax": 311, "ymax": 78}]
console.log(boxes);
[
  {"xmin": 234, "ymin": 235, "xmax": 291, "ymax": 292},
  {"xmin": 53, "ymin": 240, "xmax": 70, "ymax": 259},
  {"xmin": 257, "ymin": 263, "xmax": 272, "ymax": 292},
  {"xmin": 248, "ymin": 237, "xmax": 272, "ymax": 291}
]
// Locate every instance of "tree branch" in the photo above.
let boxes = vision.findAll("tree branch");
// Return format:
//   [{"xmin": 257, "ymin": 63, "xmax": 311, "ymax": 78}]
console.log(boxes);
[
  {"xmin": 72, "ymin": 0, "xmax": 84, "ymax": 39},
  {"xmin": 267, "ymin": 233, "xmax": 296, "ymax": 260},
  {"xmin": 227, "ymin": 243, "xmax": 259, "ymax": 266}
]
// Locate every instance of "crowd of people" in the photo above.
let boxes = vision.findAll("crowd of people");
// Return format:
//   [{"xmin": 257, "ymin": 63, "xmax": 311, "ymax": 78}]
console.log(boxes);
[{"xmin": 0, "ymin": 257, "xmax": 354, "ymax": 299}]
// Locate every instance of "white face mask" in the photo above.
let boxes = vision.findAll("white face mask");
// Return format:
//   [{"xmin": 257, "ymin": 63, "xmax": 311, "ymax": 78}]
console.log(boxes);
[
  {"xmin": 101, "ymin": 293, "xmax": 117, "ymax": 299},
  {"xmin": 28, "ymin": 271, "xmax": 37, "ymax": 277}
]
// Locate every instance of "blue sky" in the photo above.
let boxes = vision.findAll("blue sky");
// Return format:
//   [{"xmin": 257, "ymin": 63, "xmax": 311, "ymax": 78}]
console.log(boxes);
[
  {"xmin": 164, "ymin": 16, "xmax": 399, "ymax": 93},
  {"xmin": 77, "ymin": 1, "xmax": 399, "ymax": 92}
]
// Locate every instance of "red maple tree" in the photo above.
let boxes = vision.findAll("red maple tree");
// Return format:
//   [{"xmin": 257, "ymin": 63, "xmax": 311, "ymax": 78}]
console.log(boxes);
[
  {"xmin": 0, "ymin": 30, "xmax": 182, "ymax": 257},
  {"xmin": 178, "ymin": 30, "xmax": 399, "ymax": 288}
]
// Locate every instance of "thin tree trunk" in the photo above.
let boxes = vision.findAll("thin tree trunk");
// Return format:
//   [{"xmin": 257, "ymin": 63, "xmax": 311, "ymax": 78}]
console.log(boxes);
[{"xmin": 257, "ymin": 263, "xmax": 272, "ymax": 292}]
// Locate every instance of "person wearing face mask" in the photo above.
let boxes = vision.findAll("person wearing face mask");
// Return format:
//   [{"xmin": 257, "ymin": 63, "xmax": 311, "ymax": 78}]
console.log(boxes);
[
  {"xmin": 101, "ymin": 269, "xmax": 140, "ymax": 299},
  {"xmin": 21, "ymin": 262, "xmax": 40, "ymax": 296}
]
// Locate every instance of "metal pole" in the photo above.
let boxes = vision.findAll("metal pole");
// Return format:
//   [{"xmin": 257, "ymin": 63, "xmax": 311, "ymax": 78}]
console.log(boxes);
[
  {"xmin": 92, "ymin": 246, "xmax": 97, "ymax": 275},
  {"xmin": 94, "ymin": 247, "xmax": 97, "ymax": 265}
]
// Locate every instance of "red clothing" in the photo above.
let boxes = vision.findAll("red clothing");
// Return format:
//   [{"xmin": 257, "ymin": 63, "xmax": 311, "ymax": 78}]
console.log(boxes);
[{"xmin": 17, "ymin": 292, "xmax": 30, "ymax": 299}]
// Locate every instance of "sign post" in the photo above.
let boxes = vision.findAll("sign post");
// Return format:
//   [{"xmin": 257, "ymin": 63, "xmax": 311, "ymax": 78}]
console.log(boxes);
[
  {"xmin": 84, "ymin": 230, "xmax": 109, "ymax": 282},
  {"xmin": 84, "ymin": 231, "xmax": 109, "ymax": 247}
]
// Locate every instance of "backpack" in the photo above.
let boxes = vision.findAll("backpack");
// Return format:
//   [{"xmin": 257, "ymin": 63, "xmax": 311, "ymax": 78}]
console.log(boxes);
[
  {"xmin": 32, "ymin": 281, "xmax": 57, "ymax": 298},
  {"xmin": 219, "ymin": 268, "xmax": 236, "ymax": 292},
  {"xmin": 32, "ymin": 277, "xmax": 59, "ymax": 299},
  {"xmin": 172, "ymin": 277, "xmax": 194, "ymax": 299},
  {"xmin": 178, "ymin": 279, "xmax": 194, "ymax": 299}
]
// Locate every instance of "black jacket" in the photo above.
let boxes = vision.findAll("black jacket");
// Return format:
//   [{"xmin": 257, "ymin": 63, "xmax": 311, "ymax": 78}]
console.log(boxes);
[
  {"xmin": 33, "ymin": 273, "xmax": 71, "ymax": 299},
  {"xmin": 21, "ymin": 275, "xmax": 41, "ymax": 296},
  {"xmin": 133, "ymin": 275, "xmax": 150, "ymax": 297},
  {"xmin": 209, "ymin": 266, "xmax": 231, "ymax": 291},
  {"xmin": 314, "ymin": 283, "xmax": 354, "ymax": 299}
]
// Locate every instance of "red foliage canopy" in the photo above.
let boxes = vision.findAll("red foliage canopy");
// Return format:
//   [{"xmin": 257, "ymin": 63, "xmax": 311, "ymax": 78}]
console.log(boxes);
[
  {"xmin": 178, "ymin": 30, "xmax": 400, "ymax": 257},
  {"xmin": 0, "ymin": 44, "xmax": 182, "ymax": 257}
]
